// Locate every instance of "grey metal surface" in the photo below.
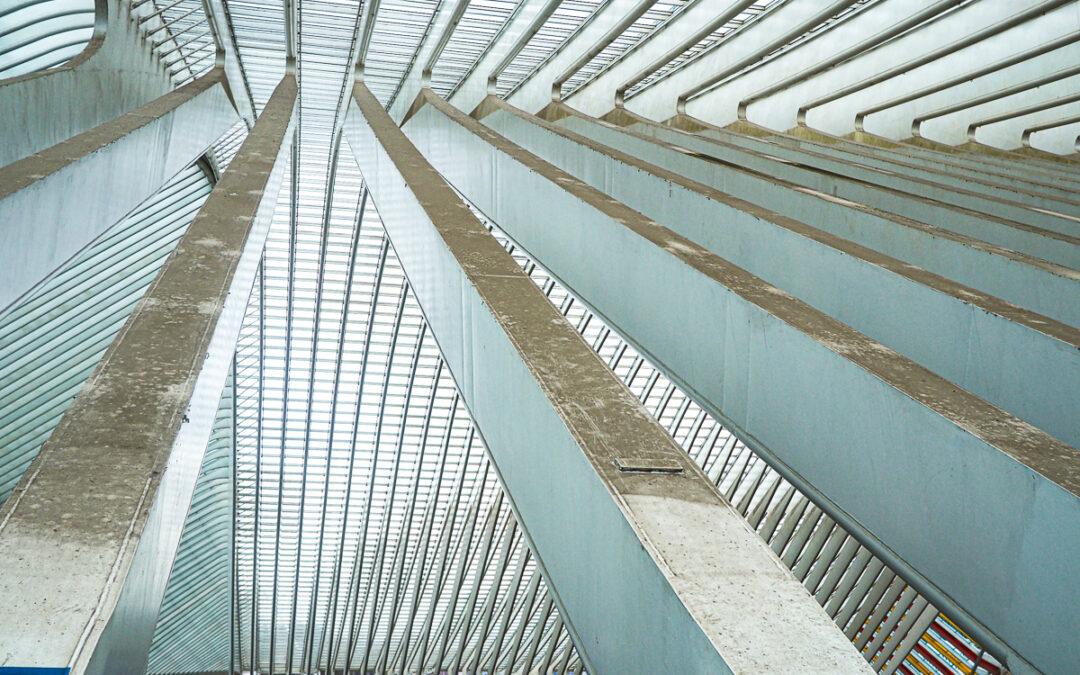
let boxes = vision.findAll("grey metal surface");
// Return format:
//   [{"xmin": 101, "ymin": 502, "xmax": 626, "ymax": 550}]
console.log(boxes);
[
  {"xmin": 0, "ymin": 72, "xmax": 294, "ymax": 672},
  {"xmin": 348, "ymin": 81, "xmax": 870, "ymax": 674}
]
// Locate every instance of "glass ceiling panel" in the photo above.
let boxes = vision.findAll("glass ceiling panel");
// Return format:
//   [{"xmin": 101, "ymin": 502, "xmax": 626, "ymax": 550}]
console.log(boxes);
[
  {"xmin": 496, "ymin": 0, "xmax": 609, "ymax": 98},
  {"xmin": 624, "ymin": 0, "xmax": 783, "ymax": 99},
  {"xmin": 0, "ymin": 0, "xmax": 94, "ymax": 78},
  {"xmin": 429, "ymin": 0, "xmax": 523, "ymax": 99},
  {"xmin": 559, "ymin": 0, "xmax": 691, "ymax": 99}
]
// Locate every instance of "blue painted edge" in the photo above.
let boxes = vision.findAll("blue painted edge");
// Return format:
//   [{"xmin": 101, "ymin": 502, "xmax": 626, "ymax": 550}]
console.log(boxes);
[{"xmin": 0, "ymin": 669, "xmax": 71, "ymax": 674}]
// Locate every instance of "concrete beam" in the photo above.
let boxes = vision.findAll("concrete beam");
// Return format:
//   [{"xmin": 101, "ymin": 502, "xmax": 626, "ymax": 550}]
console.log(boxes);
[
  {"xmin": 0, "ymin": 0, "xmax": 175, "ymax": 167},
  {"xmin": 680, "ymin": 116, "xmax": 1080, "ymax": 235},
  {"xmin": 401, "ymin": 89, "xmax": 1080, "ymax": 674},
  {"xmin": 580, "ymin": 109, "xmax": 1080, "ymax": 330},
  {"xmin": 0, "ymin": 72, "xmax": 295, "ymax": 674},
  {"xmin": 0, "ymin": 68, "xmax": 238, "ymax": 313},
  {"xmin": 596, "ymin": 115, "xmax": 1080, "ymax": 326},
  {"xmin": 475, "ymin": 99, "xmax": 1080, "ymax": 451},
  {"xmin": 345, "ymin": 81, "xmax": 869, "ymax": 674}
]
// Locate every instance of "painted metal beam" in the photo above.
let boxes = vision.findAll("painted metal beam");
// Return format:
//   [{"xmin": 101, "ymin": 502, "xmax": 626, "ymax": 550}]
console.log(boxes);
[
  {"xmin": 345, "ymin": 80, "xmax": 870, "ymax": 675},
  {"xmin": 0, "ymin": 71, "xmax": 295, "ymax": 674},
  {"xmin": 477, "ymin": 99, "xmax": 1080, "ymax": 451},
  {"xmin": 401, "ymin": 89, "xmax": 1080, "ymax": 675},
  {"xmin": 0, "ymin": 0, "xmax": 174, "ymax": 167},
  {"xmin": 0, "ymin": 68, "xmax": 238, "ymax": 313}
]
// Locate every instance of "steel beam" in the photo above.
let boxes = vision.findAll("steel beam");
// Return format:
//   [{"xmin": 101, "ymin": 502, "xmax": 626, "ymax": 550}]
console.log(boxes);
[
  {"xmin": 345, "ymin": 80, "xmax": 869, "ymax": 674},
  {"xmin": 401, "ymin": 89, "xmax": 1080, "ymax": 675},
  {"xmin": 0, "ymin": 72, "xmax": 295, "ymax": 674},
  {"xmin": 0, "ymin": 0, "xmax": 174, "ymax": 167},
  {"xmin": 476, "ymin": 99, "xmax": 1080, "ymax": 451},
  {"xmin": 0, "ymin": 68, "xmax": 238, "ymax": 312}
]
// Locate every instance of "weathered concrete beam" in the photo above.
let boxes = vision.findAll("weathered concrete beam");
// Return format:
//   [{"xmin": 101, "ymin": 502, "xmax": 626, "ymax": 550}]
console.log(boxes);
[
  {"xmin": 401, "ymin": 88, "xmax": 1080, "ymax": 675},
  {"xmin": 473, "ymin": 98, "xmax": 1080, "ymax": 451},
  {"xmin": 563, "ymin": 107, "xmax": 1080, "ymax": 331},
  {"xmin": 574, "ymin": 113, "xmax": 1080, "ymax": 328},
  {"xmin": 0, "ymin": 0, "xmax": 174, "ymax": 167},
  {"xmin": 670, "ymin": 115, "xmax": 1080, "ymax": 236},
  {"xmin": 0, "ymin": 72, "xmax": 295, "ymax": 674},
  {"xmin": 787, "ymin": 124, "xmax": 1080, "ymax": 204},
  {"xmin": 0, "ymin": 68, "xmax": 238, "ymax": 313},
  {"xmin": 345, "ymin": 80, "xmax": 869, "ymax": 674}
]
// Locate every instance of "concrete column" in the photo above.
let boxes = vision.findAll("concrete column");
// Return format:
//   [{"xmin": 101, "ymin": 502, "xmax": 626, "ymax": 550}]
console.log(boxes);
[
  {"xmin": 0, "ymin": 0, "xmax": 175, "ymax": 167},
  {"xmin": 401, "ymin": 88, "xmax": 1080, "ymax": 675},
  {"xmin": 0, "ymin": 68, "xmax": 238, "ymax": 313},
  {"xmin": 472, "ymin": 98, "xmax": 1080, "ymax": 451},
  {"xmin": 345, "ymin": 79, "xmax": 870, "ymax": 675},
  {"xmin": 0, "ymin": 72, "xmax": 295, "ymax": 675}
]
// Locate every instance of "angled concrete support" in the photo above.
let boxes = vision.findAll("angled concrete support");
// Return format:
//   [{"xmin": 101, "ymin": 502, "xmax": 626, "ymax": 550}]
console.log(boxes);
[
  {"xmin": 680, "ymin": 116, "xmax": 1080, "ymax": 234},
  {"xmin": 0, "ymin": 68, "xmax": 238, "ymax": 312},
  {"xmin": 345, "ymin": 81, "xmax": 869, "ymax": 674},
  {"xmin": 475, "ymin": 99, "xmax": 1080, "ymax": 451},
  {"xmin": 577, "ymin": 110, "xmax": 1080, "ymax": 330},
  {"xmin": 402, "ymin": 89, "xmax": 1080, "ymax": 675},
  {"xmin": 0, "ymin": 72, "xmax": 295, "ymax": 674},
  {"xmin": 596, "ymin": 116, "xmax": 1080, "ymax": 323},
  {"xmin": 0, "ymin": 0, "xmax": 175, "ymax": 166}
]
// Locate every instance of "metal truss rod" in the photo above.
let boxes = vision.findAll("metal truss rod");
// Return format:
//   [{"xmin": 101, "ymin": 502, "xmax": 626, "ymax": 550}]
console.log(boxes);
[
  {"xmin": 613, "ymin": 0, "xmax": 756, "ymax": 108},
  {"xmin": 401, "ymin": 88, "xmax": 1080, "ymax": 675},
  {"xmin": 0, "ymin": 72, "xmax": 296, "ymax": 674},
  {"xmin": 851, "ymin": 32, "xmax": 1080, "ymax": 132},
  {"xmin": 0, "ymin": 68, "xmax": 237, "ymax": 312},
  {"xmin": 348, "ymin": 80, "xmax": 870, "ymax": 674}
]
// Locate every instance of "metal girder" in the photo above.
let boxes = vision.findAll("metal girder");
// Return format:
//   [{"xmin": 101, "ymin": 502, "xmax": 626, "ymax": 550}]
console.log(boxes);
[
  {"xmin": 478, "ymin": 99, "xmax": 1080, "ymax": 452},
  {"xmin": 0, "ymin": 72, "xmax": 294, "ymax": 673},
  {"xmin": 401, "ymin": 88, "xmax": 1080, "ymax": 675},
  {"xmin": 0, "ymin": 0, "xmax": 173, "ymax": 166},
  {"xmin": 347, "ymin": 81, "xmax": 869, "ymax": 674},
  {"xmin": 0, "ymin": 68, "xmax": 238, "ymax": 312}
]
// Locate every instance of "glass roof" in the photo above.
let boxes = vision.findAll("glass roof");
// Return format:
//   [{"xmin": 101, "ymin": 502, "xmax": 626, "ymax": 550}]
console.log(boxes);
[
  {"xmin": 2, "ymin": 1, "xmax": 1036, "ymax": 672},
  {"xmin": 496, "ymin": 0, "xmax": 608, "ymax": 98}
]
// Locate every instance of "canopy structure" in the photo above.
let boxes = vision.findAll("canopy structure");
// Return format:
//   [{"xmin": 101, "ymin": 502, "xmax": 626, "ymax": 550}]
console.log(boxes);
[{"xmin": 1, "ymin": 1, "xmax": 1078, "ymax": 674}]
